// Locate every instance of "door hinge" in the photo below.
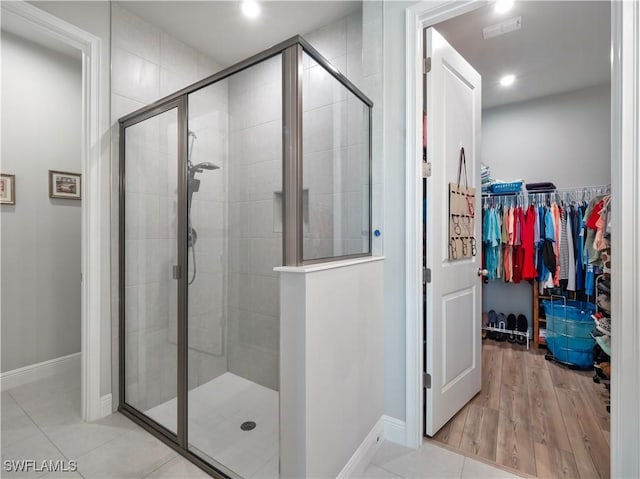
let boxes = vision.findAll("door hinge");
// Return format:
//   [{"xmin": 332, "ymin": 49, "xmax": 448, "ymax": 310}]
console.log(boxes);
[
  {"xmin": 423, "ymin": 372, "xmax": 431, "ymax": 389},
  {"xmin": 172, "ymin": 265, "xmax": 181, "ymax": 280},
  {"xmin": 422, "ymin": 162, "xmax": 432, "ymax": 178},
  {"xmin": 423, "ymin": 57, "xmax": 432, "ymax": 74},
  {"xmin": 423, "ymin": 267, "xmax": 431, "ymax": 284}
]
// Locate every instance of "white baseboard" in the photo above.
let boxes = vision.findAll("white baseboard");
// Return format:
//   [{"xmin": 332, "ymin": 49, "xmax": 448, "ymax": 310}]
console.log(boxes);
[
  {"xmin": 337, "ymin": 416, "xmax": 385, "ymax": 478},
  {"xmin": 100, "ymin": 394, "xmax": 113, "ymax": 418},
  {"xmin": 383, "ymin": 415, "xmax": 407, "ymax": 446},
  {"xmin": 0, "ymin": 352, "xmax": 81, "ymax": 392}
]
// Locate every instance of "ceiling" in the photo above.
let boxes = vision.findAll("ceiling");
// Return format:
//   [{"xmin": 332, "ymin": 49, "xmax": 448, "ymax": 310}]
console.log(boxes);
[
  {"xmin": 435, "ymin": 1, "xmax": 610, "ymax": 109},
  {"xmin": 119, "ymin": 1, "xmax": 361, "ymax": 67},
  {"xmin": 4, "ymin": 1, "xmax": 608, "ymax": 110}
]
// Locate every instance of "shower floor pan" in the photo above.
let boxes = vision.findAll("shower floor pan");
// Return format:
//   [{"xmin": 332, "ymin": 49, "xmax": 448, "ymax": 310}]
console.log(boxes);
[{"xmin": 145, "ymin": 372, "xmax": 278, "ymax": 478}]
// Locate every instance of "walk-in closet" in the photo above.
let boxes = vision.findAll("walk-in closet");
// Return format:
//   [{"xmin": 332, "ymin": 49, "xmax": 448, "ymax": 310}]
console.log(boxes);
[{"xmin": 422, "ymin": 2, "xmax": 612, "ymax": 478}]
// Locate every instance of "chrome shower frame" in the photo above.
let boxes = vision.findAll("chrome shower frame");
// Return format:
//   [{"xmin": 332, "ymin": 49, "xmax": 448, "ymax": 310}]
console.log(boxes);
[{"xmin": 118, "ymin": 35, "xmax": 373, "ymax": 479}]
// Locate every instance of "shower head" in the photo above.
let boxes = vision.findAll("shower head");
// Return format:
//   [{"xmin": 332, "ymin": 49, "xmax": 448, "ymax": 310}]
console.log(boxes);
[
  {"xmin": 191, "ymin": 161, "xmax": 219, "ymax": 171},
  {"xmin": 188, "ymin": 130, "xmax": 198, "ymax": 139}
]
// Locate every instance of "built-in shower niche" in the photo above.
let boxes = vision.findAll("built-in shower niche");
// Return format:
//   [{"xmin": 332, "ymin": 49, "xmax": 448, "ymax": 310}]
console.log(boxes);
[
  {"xmin": 120, "ymin": 37, "xmax": 372, "ymax": 479},
  {"xmin": 273, "ymin": 189, "xmax": 309, "ymax": 234}
]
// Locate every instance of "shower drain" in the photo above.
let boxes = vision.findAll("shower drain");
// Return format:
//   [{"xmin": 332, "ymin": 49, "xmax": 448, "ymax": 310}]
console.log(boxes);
[{"xmin": 240, "ymin": 421, "xmax": 256, "ymax": 431}]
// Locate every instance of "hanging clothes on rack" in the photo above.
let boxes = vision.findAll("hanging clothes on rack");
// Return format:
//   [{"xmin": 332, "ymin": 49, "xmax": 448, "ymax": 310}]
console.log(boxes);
[
  {"xmin": 574, "ymin": 203, "xmax": 587, "ymax": 291},
  {"xmin": 521, "ymin": 205, "xmax": 538, "ymax": 280},
  {"xmin": 503, "ymin": 205, "xmax": 514, "ymax": 282},
  {"xmin": 552, "ymin": 202, "xmax": 561, "ymax": 287},
  {"xmin": 482, "ymin": 203, "xmax": 501, "ymax": 280},
  {"xmin": 565, "ymin": 207, "xmax": 576, "ymax": 291},
  {"xmin": 542, "ymin": 205, "xmax": 557, "ymax": 289},
  {"xmin": 481, "ymin": 185, "xmax": 610, "ymax": 293}
]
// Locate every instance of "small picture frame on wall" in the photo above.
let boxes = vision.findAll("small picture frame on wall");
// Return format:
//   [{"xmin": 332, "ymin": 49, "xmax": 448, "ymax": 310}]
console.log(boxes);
[
  {"xmin": 0, "ymin": 173, "xmax": 16, "ymax": 205},
  {"xmin": 49, "ymin": 170, "xmax": 81, "ymax": 200}
]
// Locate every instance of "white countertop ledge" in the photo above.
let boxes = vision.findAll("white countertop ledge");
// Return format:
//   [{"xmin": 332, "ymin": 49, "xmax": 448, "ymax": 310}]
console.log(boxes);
[{"xmin": 274, "ymin": 256, "xmax": 384, "ymax": 274}]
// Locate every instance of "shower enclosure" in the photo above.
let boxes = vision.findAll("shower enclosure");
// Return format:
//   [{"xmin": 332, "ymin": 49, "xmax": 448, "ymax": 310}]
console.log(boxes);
[{"xmin": 119, "ymin": 36, "xmax": 372, "ymax": 478}]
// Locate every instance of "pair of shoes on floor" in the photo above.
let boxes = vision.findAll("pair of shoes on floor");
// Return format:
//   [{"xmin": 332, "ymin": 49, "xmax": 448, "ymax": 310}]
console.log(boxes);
[
  {"xmin": 507, "ymin": 314, "xmax": 528, "ymax": 345},
  {"xmin": 486, "ymin": 311, "xmax": 510, "ymax": 342},
  {"xmin": 495, "ymin": 312, "xmax": 508, "ymax": 342},
  {"xmin": 485, "ymin": 310, "xmax": 527, "ymax": 344},
  {"xmin": 487, "ymin": 310, "xmax": 498, "ymax": 340}
]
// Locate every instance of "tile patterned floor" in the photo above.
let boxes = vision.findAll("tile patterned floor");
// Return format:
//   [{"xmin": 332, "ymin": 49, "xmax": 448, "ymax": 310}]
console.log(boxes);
[
  {"xmin": 1, "ymin": 366, "xmax": 200, "ymax": 479},
  {"xmin": 359, "ymin": 440, "xmax": 524, "ymax": 479},
  {"xmin": 2, "ymin": 367, "xmax": 523, "ymax": 478}
]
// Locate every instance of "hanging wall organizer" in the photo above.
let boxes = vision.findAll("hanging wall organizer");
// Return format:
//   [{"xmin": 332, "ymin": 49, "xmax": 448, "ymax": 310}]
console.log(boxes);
[{"xmin": 449, "ymin": 147, "xmax": 476, "ymax": 260}]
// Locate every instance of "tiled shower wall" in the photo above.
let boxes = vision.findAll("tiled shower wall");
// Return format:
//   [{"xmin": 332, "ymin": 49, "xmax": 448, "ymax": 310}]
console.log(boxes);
[
  {"xmin": 302, "ymin": 9, "xmax": 368, "ymax": 260},
  {"xmin": 111, "ymin": 2, "xmax": 226, "ymax": 410},
  {"xmin": 303, "ymin": 6, "xmax": 383, "ymax": 260}
]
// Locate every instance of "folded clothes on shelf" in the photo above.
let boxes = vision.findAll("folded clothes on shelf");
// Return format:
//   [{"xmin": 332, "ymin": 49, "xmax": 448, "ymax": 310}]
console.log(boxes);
[{"xmin": 525, "ymin": 182, "xmax": 556, "ymax": 192}]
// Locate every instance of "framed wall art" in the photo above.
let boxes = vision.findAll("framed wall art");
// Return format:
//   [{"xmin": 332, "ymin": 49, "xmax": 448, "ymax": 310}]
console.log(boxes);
[
  {"xmin": 0, "ymin": 173, "xmax": 16, "ymax": 205},
  {"xmin": 49, "ymin": 170, "xmax": 81, "ymax": 200}
]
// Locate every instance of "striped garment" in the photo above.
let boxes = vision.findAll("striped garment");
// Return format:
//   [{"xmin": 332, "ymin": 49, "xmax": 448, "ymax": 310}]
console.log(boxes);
[{"xmin": 559, "ymin": 209, "xmax": 570, "ymax": 280}]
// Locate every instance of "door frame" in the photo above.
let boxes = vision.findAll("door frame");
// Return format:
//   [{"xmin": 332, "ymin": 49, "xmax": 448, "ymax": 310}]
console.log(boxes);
[
  {"xmin": 404, "ymin": 2, "xmax": 640, "ymax": 478},
  {"xmin": 1, "ymin": 1, "xmax": 106, "ymax": 421}
]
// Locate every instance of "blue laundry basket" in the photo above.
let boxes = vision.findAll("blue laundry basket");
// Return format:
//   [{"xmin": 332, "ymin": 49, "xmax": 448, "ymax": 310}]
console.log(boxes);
[{"xmin": 542, "ymin": 299, "xmax": 596, "ymax": 368}]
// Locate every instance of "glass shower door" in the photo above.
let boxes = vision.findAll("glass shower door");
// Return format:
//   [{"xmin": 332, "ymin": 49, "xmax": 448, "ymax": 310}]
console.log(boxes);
[
  {"xmin": 122, "ymin": 104, "xmax": 181, "ymax": 435},
  {"xmin": 185, "ymin": 55, "xmax": 282, "ymax": 478}
]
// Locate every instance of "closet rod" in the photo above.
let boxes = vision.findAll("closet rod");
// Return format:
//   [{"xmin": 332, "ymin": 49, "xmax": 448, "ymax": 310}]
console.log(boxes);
[{"xmin": 481, "ymin": 184, "xmax": 610, "ymax": 199}]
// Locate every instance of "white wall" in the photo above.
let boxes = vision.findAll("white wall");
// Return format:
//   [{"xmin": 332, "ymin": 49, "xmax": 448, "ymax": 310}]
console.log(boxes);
[
  {"xmin": 279, "ymin": 258, "xmax": 384, "ymax": 478},
  {"xmin": 381, "ymin": 0, "xmax": 415, "ymax": 423},
  {"xmin": 1, "ymin": 32, "xmax": 82, "ymax": 372},
  {"xmin": 482, "ymin": 83, "xmax": 611, "ymax": 321},
  {"xmin": 482, "ymin": 83, "xmax": 611, "ymax": 188},
  {"xmin": 29, "ymin": 0, "xmax": 113, "ymax": 399}
]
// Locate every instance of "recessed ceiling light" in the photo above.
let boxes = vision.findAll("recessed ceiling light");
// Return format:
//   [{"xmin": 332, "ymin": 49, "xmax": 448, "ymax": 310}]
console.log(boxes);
[
  {"xmin": 241, "ymin": 0, "xmax": 261, "ymax": 19},
  {"xmin": 495, "ymin": 0, "xmax": 514, "ymax": 14},
  {"xmin": 500, "ymin": 74, "xmax": 516, "ymax": 87}
]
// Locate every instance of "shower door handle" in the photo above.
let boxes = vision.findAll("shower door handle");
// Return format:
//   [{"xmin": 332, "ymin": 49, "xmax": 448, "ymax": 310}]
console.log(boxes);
[{"xmin": 172, "ymin": 265, "xmax": 182, "ymax": 280}]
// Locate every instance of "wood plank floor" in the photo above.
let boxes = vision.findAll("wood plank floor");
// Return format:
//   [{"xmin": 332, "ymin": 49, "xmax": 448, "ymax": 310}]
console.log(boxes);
[{"xmin": 433, "ymin": 342, "xmax": 610, "ymax": 478}]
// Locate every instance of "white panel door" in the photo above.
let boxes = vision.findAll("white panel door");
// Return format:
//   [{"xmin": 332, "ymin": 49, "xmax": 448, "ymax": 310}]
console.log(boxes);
[{"xmin": 424, "ymin": 27, "xmax": 482, "ymax": 436}]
